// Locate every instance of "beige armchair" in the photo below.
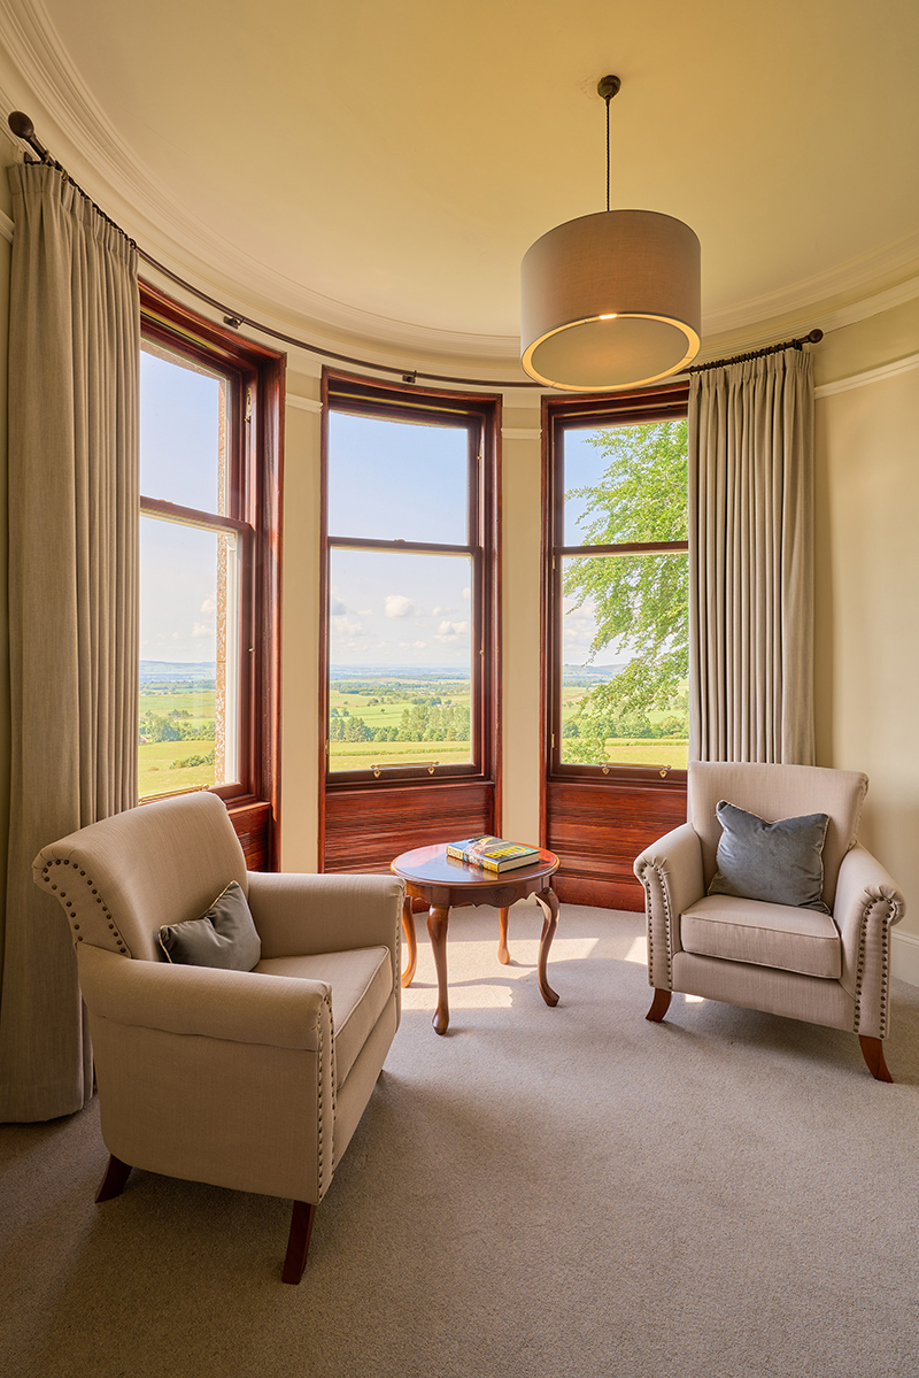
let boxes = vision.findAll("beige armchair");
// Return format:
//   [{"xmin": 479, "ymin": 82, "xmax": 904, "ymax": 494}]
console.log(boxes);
[
  {"xmin": 633, "ymin": 761, "xmax": 906, "ymax": 1081},
  {"xmin": 33, "ymin": 791, "xmax": 405, "ymax": 1283}
]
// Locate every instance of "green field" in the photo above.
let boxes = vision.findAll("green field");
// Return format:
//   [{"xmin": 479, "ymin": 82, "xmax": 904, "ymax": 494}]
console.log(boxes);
[
  {"xmin": 328, "ymin": 681, "xmax": 472, "ymax": 773},
  {"xmin": 329, "ymin": 736, "xmax": 472, "ymax": 773},
  {"xmin": 566, "ymin": 739, "xmax": 689, "ymax": 769},
  {"xmin": 138, "ymin": 673, "xmax": 687, "ymax": 793},
  {"xmin": 138, "ymin": 739, "xmax": 217, "ymax": 796},
  {"xmin": 139, "ymin": 687, "xmax": 217, "ymax": 799},
  {"xmin": 328, "ymin": 686, "xmax": 470, "ymax": 728},
  {"xmin": 559, "ymin": 683, "xmax": 689, "ymax": 769}
]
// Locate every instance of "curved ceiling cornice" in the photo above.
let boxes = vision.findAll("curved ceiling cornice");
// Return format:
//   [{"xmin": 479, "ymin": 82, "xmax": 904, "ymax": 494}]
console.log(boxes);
[
  {"xmin": 0, "ymin": 0, "xmax": 521, "ymax": 362},
  {"xmin": 2, "ymin": 0, "xmax": 919, "ymax": 365}
]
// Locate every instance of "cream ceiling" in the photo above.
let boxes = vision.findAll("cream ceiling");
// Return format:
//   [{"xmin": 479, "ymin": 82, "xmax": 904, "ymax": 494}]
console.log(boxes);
[{"xmin": 1, "ymin": 0, "xmax": 918, "ymax": 368}]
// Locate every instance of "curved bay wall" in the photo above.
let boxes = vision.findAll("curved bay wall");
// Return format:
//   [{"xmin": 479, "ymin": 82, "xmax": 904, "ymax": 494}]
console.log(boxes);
[{"xmin": 0, "ymin": 137, "xmax": 916, "ymax": 981}]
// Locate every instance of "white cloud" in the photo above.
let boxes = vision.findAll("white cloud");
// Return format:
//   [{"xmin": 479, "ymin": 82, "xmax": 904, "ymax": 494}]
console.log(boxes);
[
  {"xmin": 356, "ymin": 608, "xmax": 373, "ymax": 617},
  {"xmin": 385, "ymin": 594, "xmax": 417, "ymax": 619},
  {"xmin": 413, "ymin": 640, "xmax": 427, "ymax": 649},
  {"xmin": 192, "ymin": 622, "xmax": 213, "ymax": 638},
  {"xmin": 433, "ymin": 619, "xmax": 469, "ymax": 644},
  {"xmin": 332, "ymin": 615, "xmax": 363, "ymax": 636},
  {"xmin": 201, "ymin": 597, "xmax": 216, "ymax": 615},
  {"xmin": 330, "ymin": 595, "xmax": 348, "ymax": 616},
  {"xmin": 462, "ymin": 587, "xmax": 471, "ymax": 600}
]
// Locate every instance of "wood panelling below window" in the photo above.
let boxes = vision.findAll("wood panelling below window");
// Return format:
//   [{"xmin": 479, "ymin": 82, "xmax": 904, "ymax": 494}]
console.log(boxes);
[
  {"xmin": 228, "ymin": 799, "xmax": 273, "ymax": 871},
  {"xmin": 324, "ymin": 780, "xmax": 495, "ymax": 873},
  {"xmin": 545, "ymin": 778, "xmax": 687, "ymax": 912}
]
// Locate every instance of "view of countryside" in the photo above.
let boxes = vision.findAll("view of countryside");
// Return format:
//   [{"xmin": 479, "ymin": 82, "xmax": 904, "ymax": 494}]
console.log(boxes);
[
  {"xmin": 138, "ymin": 360, "xmax": 689, "ymax": 794},
  {"xmin": 558, "ymin": 414, "xmax": 690, "ymax": 770},
  {"xmin": 138, "ymin": 662, "xmax": 219, "ymax": 798},
  {"xmin": 137, "ymin": 654, "xmax": 687, "ymax": 794},
  {"xmin": 324, "ymin": 663, "xmax": 688, "ymax": 774},
  {"xmin": 327, "ymin": 668, "xmax": 471, "ymax": 773}
]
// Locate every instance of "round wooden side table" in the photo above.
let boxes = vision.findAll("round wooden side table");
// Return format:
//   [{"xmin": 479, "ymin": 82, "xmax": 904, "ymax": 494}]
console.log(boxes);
[{"xmin": 391, "ymin": 843, "xmax": 560, "ymax": 1034}]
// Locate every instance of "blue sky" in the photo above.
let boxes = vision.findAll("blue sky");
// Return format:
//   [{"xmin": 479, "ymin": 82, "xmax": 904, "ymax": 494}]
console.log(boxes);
[
  {"xmin": 327, "ymin": 411, "xmax": 473, "ymax": 669},
  {"xmin": 140, "ymin": 348, "xmax": 223, "ymax": 664},
  {"xmin": 139, "ymin": 357, "xmax": 632, "ymax": 674},
  {"xmin": 140, "ymin": 356, "xmax": 475, "ymax": 671},
  {"xmin": 561, "ymin": 426, "xmax": 615, "ymax": 667}
]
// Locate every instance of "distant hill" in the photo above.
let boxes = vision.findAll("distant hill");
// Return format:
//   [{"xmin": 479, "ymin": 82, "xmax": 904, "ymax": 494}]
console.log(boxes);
[
  {"xmin": 561, "ymin": 663, "xmax": 626, "ymax": 684},
  {"xmin": 329, "ymin": 666, "xmax": 470, "ymax": 681},
  {"xmin": 140, "ymin": 661, "xmax": 216, "ymax": 685}
]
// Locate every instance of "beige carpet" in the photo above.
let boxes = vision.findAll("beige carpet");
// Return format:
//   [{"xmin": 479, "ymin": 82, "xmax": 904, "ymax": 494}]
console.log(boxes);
[{"xmin": 3, "ymin": 903, "xmax": 919, "ymax": 1378}]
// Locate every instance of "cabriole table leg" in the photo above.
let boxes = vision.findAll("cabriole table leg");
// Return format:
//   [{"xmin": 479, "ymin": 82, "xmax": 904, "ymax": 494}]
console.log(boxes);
[
  {"xmin": 400, "ymin": 894, "xmax": 418, "ymax": 988},
  {"xmin": 535, "ymin": 887, "xmax": 560, "ymax": 1007},
  {"xmin": 497, "ymin": 906, "xmax": 511, "ymax": 965},
  {"xmin": 427, "ymin": 904, "xmax": 451, "ymax": 1034}
]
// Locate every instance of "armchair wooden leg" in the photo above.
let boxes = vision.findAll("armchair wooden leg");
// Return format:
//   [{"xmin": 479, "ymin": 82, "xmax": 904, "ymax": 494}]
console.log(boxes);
[
  {"xmin": 96, "ymin": 1154, "xmax": 132, "ymax": 1202},
  {"xmin": 282, "ymin": 1200, "xmax": 317, "ymax": 1284},
  {"xmin": 859, "ymin": 1036, "xmax": 893, "ymax": 1083},
  {"xmin": 646, "ymin": 989, "xmax": 672, "ymax": 1023}
]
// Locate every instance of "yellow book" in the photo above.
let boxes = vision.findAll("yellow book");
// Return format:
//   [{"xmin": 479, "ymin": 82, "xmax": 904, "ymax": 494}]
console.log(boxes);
[{"xmin": 445, "ymin": 834, "xmax": 541, "ymax": 872}]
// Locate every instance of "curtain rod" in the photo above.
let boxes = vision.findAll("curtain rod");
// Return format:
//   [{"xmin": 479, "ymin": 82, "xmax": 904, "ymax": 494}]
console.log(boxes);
[
  {"xmin": 6, "ymin": 110, "xmax": 824, "ymax": 393},
  {"xmin": 6, "ymin": 110, "xmax": 541, "ymax": 391},
  {"xmin": 687, "ymin": 329, "xmax": 824, "ymax": 372}
]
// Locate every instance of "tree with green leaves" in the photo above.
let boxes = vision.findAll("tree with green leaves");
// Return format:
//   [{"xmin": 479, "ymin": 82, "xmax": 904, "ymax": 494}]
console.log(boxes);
[{"xmin": 563, "ymin": 419, "xmax": 688, "ymax": 763}]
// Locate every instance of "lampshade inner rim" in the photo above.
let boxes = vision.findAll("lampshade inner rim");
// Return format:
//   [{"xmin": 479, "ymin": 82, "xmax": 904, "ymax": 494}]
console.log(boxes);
[{"xmin": 522, "ymin": 313, "xmax": 701, "ymax": 391}]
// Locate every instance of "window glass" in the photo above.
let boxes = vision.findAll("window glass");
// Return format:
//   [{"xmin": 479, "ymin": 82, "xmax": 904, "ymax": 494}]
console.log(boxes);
[
  {"xmin": 327, "ymin": 411, "xmax": 468, "ymax": 543},
  {"xmin": 328, "ymin": 547, "xmax": 473, "ymax": 773},
  {"xmin": 139, "ymin": 340, "xmax": 243, "ymax": 802},
  {"xmin": 140, "ymin": 347, "xmax": 226, "ymax": 514},
  {"xmin": 563, "ymin": 419, "xmax": 687, "ymax": 546},
  {"xmin": 557, "ymin": 416, "xmax": 689, "ymax": 771},
  {"xmin": 324, "ymin": 378, "xmax": 495, "ymax": 790},
  {"xmin": 139, "ymin": 517, "xmax": 241, "ymax": 797},
  {"xmin": 560, "ymin": 551, "xmax": 689, "ymax": 769}
]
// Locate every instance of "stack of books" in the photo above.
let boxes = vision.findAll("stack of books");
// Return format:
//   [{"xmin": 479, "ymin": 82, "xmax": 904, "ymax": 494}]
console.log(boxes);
[{"xmin": 445, "ymin": 834, "xmax": 541, "ymax": 872}]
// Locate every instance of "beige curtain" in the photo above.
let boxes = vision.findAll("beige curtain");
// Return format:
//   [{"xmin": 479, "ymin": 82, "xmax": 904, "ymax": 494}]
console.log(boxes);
[
  {"xmin": 0, "ymin": 163, "xmax": 139, "ymax": 1122},
  {"xmin": 688, "ymin": 347, "xmax": 815, "ymax": 765}
]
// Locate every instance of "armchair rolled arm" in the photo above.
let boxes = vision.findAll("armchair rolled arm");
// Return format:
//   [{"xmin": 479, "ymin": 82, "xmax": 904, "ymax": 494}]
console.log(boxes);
[
  {"xmin": 633, "ymin": 824, "xmax": 704, "ymax": 989},
  {"xmin": 833, "ymin": 844, "xmax": 906, "ymax": 1038},
  {"xmin": 77, "ymin": 944, "xmax": 332, "ymax": 1050},
  {"xmin": 247, "ymin": 871, "xmax": 405, "ymax": 962}
]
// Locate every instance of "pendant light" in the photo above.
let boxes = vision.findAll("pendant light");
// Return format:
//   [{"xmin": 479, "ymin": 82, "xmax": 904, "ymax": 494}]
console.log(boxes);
[{"xmin": 520, "ymin": 76, "xmax": 701, "ymax": 391}]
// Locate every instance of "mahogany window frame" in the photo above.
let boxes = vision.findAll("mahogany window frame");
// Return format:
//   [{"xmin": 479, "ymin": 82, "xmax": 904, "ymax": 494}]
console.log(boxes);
[
  {"xmin": 139, "ymin": 282, "xmax": 284, "ymax": 855},
  {"xmin": 321, "ymin": 369, "xmax": 500, "ymax": 791},
  {"xmin": 542, "ymin": 380, "xmax": 690, "ymax": 792}
]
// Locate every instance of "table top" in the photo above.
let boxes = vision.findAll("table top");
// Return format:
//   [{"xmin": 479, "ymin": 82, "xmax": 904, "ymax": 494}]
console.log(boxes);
[{"xmin": 391, "ymin": 842, "xmax": 559, "ymax": 891}]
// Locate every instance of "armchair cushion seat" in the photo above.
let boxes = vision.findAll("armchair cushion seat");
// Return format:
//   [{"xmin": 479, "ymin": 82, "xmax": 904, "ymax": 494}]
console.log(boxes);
[
  {"xmin": 681, "ymin": 895, "xmax": 842, "ymax": 979},
  {"xmin": 256, "ymin": 946, "xmax": 393, "ymax": 1089}
]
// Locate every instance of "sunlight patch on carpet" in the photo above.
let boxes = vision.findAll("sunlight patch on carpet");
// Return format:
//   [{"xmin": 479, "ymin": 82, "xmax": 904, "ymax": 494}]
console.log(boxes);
[{"xmin": 624, "ymin": 936, "xmax": 648, "ymax": 964}]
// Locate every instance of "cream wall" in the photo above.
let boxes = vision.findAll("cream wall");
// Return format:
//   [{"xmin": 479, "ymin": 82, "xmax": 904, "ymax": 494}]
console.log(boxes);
[
  {"xmin": 498, "ymin": 405, "xmax": 544, "ymax": 849},
  {"xmin": 278, "ymin": 377, "xmax": 323, "ymax": 873},
  {"xmin": 813, "ymin": 299, "xmax": 919, "ymax": 969}
]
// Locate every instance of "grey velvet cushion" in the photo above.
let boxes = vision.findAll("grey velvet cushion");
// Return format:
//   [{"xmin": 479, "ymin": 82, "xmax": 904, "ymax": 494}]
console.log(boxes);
[
  {"xmin": 708, "ymin": 800, "xmax": 830, "ymax": 913},
  {"xmin": 157, "ymin": 881, "xmax": 261, "ymax": 969}
]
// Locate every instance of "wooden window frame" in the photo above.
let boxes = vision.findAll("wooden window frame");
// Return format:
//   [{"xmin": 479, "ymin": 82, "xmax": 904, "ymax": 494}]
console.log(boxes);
[
  {"xmin": 540, "ymin": 382, "xmax": 690, "ymax": 907},
  {"xmin": 140, "ymin": 282, "xmax": 284, "ymax": 867},
  {"xmin": 319, "ymin": 370, "xmax": 501, "ymax": 870}
]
